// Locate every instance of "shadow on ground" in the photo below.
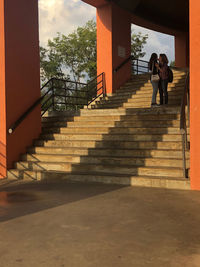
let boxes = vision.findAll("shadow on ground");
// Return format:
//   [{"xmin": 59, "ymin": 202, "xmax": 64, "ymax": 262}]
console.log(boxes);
[{"xmin": 0, "ymin": 180, "xmax": 124, "ymax": 222}]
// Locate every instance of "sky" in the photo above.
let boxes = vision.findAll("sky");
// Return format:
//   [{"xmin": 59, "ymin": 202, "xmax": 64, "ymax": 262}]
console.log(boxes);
[{"xmin": 39, "ymin": 0, "xmax": 175, "ymax": 63}]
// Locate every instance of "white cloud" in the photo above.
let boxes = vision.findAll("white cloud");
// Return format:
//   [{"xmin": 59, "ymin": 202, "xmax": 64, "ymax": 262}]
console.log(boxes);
[
  {"xmin": 39, "ymin": 0, "xmax": 96, "ymax": 46},
  {"xmin": 132, "ymin": 24, "xmax": 175, "ymax": 63},
  {"xmin": 39, "ymin": 0, "xmax": 175, "ymax": 62}
]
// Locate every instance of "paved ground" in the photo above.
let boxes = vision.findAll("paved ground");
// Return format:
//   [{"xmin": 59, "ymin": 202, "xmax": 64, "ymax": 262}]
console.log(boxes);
[{"xmin": 0, "ymin": 179, "xmax": 200, "ymax": 267}]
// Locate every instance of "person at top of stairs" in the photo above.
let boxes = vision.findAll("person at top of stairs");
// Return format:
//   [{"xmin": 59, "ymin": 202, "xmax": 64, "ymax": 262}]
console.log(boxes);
[
  {"xmin": 156, "ymin": 54, "xmax": 169, "ymax": 105},
  {"xmin": 149, "ymin": 53, "xmax": 160, "ymax": 108}
]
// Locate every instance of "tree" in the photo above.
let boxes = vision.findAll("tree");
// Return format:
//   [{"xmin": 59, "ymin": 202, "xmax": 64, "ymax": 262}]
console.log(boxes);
[
  {"xmin": 40, "ymin": 20, "xmax": 148, "ymax": 83},
  {"xmin": 40, "ymin": 45, "xmax": 67, "ymax": 84},
  {"xmin": 131, "ymin": 31, "xmax": 148, "ymax": 59},
  {"xmin": 40, "ymin": 20, "xmax": 96, "ymax": 83},
  {"xmin": 170, "ymin": 60, "xmax": 175, "ymax": 67}
]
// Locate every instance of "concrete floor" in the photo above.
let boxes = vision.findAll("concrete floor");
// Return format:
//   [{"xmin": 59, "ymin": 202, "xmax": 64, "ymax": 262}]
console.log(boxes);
[{"xmin": 0, "ymin": 179, "xmax": 200, "ymax": 267}]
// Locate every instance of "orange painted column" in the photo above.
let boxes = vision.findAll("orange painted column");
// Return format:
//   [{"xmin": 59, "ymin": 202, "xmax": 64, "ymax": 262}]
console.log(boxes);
[
  {"xmin": 175, "ymin": 32, "xmax": 189, "ymax": 68},
  {"xmin": 96, "ymin": 3, "xmax": 131, "ymax": 94},
  {"xmin": 0, "ymin": 0, "xmax": 6, "ymax": 178},
  {"xmin": 190, "ymin": 0, "xmax": 200, "ymax": 190},
  {"xmin": 0, "ymin": 0, "xmax": 41, "ymax": 177}
]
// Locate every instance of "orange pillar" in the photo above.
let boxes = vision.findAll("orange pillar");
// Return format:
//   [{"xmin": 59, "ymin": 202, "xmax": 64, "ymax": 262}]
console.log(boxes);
[
  {"xmin": 175, "ymin": 32, "xmax": 189, "ymax": 68},
  {"xmin": 190, "ymin": 0, "xmax": 200, "ymax": 190},
  {"xmin": 97, "ymin": 3, "xmax": 131, "ymax": 94},
  {"xmin": 0, "ymin": 0, "xmax": 41, "ymax": 177},
  {"xmin": 0, "ymin": 0, "xmax": 6, "ymax": 178}
]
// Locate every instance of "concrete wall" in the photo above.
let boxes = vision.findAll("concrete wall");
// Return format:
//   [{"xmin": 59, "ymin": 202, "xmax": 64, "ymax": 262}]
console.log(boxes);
[{"xmin": 0, "ymin": 0, "xmax": 41, "ymax": 176}]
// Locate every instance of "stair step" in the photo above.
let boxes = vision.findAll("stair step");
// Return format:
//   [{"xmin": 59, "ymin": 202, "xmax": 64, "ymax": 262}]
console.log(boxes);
[
  {"xmin": 28, "ymin": 147, "xmax": 190, "ymax": 159},
  {"xmin": 103, "ymin": 90, "xmax": 184, "ymax": 101},
  {"xmin": 14, "ymin": 161, "xmax": 185, "ymax": 178},
  {"xmin": 22, "ymin": 154, "xmax": 190, "ymax": 168},
  {"xmin": 80, "ymin": 106, "xmax": 180, "ymax": 115},
  {"xmin": 97, "ymin": 96, "xmax": 183, "ymax": 105},
  {"xmin": 118, "ymin": 82, "xmax": 185, "ymax": 91},
  {"xmin": 40, "ymin": 133, "xmax": 184, "ymax": 142},
  {"xmin": 34, "ymin": 140, "xmax": 183, "ymax": 149},
  {"xmin": 42, "ymin": 116, "xmax": 75, "ymax": 123},
  {"xmin": 7, "ymin": 169, "xmax": 190, "ymax": 190},
  {"xmin": 93, "ymin": 102, "xmax": 181, "ymax": 109},
  {"xmin": 122, "ymin": 78, "xmax": 185, "ymax": 87},
  {"xmin": 74, "ymin": 114, "xmax": 181, "ymax": 121},
  {"xmin": 42, "ymin": 114, "xmax": 182, "ymax": 125},
  {"xmin": 42, "ymin": 126, "xmax": 189, "ymax": 135},
  {"xmin": 63, "ymin": 120, "xmax": 183, "ymax": 128}
]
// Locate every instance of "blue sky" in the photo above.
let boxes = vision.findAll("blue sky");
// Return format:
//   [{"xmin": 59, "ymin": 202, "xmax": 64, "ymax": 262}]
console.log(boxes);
[{"xmin": 39, "ymin": 0, "xmax": 175, "ymax": 63}]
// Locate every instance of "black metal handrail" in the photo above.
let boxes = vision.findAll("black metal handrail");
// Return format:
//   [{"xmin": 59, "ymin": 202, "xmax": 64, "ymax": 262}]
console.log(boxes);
[
  {"xmin": 132, "ymin": 58, "xmax": 149, "ymax": 74},
  {"xmin": 8, "ymin": 73, "xmax": 105, "ymax": 134},
  {"xmin": 113, "ymin": 56, "xmax": 149, "ymax": 75},
  {"xmin": 180, "ymin": 71, "xmax": 190, "ymax": 178},
  {"xmin": 113, "ymin": 55, "xmax": 133, "ymax": 73}
]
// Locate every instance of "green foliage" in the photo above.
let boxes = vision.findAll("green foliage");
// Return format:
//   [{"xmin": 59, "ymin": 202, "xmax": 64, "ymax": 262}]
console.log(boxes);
[
  {"xmin": 40, "ymin": 20, "xmax": 96, "ymax": 83},
  {"xmin": 40, "ymin": 46, "xmax": 67, "ymax": 84},
  {"xmin": 131, "ymin": 31, "xmax": 148, "ymax": 59},
  {"xmin": 40, "ymin": 20, "xmax": 148, "ymax": 83},
  {"xmin": 170, "ymin": 60, "xmax": 175, "ymax": 67},
  {"xmin": 40, "ymin": 21, "xmax": 148, "ymax": 111}
]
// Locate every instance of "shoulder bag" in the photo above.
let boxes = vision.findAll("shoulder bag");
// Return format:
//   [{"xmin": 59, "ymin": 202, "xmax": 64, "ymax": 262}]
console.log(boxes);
[{"xmin": 151, "ymin": 62, "xmax": 160, "ymax": 82}]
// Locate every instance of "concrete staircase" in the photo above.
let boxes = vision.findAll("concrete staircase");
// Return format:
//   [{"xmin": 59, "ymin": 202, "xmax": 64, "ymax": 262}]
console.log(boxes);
[{"xmin": 8, "ymin": 69, "xmax": 190, "ymax": 189}]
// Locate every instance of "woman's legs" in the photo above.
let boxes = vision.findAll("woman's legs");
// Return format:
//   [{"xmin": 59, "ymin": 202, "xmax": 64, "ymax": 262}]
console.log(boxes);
[
  {"xmin": 151, "ymin": 81, "xmax": 159, "ymax": 104},
  {"xmin": 160, "ymin": 79, "xmax": 168, "ymax": 104},
  {"xmin": 159, "ymin": 80, "xmax": 163, "ymax": 105},
  {"xmin": 162, "ymin": 79, "xmax": 168, "ymax": 104}
]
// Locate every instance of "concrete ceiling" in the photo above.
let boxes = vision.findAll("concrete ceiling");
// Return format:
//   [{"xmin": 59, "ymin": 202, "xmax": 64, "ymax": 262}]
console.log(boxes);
[{"xmin": 108, "ymin": 0, "xmax": 189, "ymax": 32}]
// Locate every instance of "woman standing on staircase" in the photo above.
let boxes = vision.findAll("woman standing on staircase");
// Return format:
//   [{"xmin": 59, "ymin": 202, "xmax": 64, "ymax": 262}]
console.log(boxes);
[
  {"xmin": 149, "ymin": 53, "xmax": 160, "ymax": 107},
  {"xmin": 156, "ymin": 54, "xmax": 169, "ymax": 105}
]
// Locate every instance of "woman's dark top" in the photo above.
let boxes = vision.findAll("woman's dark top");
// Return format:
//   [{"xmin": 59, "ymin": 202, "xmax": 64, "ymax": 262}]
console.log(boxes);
[
  {"xmin": 149, "ymin": 59, "xmax": 158, "ymax": 79},
  {"xmin": 159, "ymin": 63, "xmax": 168, "ymax": 80}
]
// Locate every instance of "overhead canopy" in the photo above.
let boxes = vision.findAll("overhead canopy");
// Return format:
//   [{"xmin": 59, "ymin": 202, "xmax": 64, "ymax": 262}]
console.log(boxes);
[{"xmin": 82, "ymin": 0, "xmax": 189, "ymax": 32}]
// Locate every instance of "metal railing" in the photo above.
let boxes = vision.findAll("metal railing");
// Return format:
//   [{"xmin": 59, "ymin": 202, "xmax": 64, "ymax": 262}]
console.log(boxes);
[
  {"xmin": 8, "ymin": 73, "xmax": 105, "ymax": 134},
  {"xmin": 114, "ymin": 55, "xmax": 133, "ymax": 73},
  {"xmin": 113, "ymin": 55, "xmax": 149, "ymax": 75},
  {"xmin": 132, "ymin": 58, "xmax": 149, "ymax": 74},
  {"xmin": 180, "ymin": 71, "xmax": 190, "ymax": 178}
]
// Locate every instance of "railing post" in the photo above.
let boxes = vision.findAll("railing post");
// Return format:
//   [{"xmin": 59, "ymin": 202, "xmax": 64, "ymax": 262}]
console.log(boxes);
[
  {"xmin": 86, "ymin": 83, "xmax": 89, "ymax": 109},
  {"xmin": 187, "ymin": 87, "xmax": 190, "ymax": 128},
  {"xmin": 52, "ymin": 79, "xmax": 55, "ymax": 111},
  {"xmin": 75, "ymin": 82, "xmax": 78, "ymax": 111},
  {"xmin": 181, "ymin": 133, "xmax": 187, "ymax": 178},
  {"xmin": 65, "ymin": 81, "xmax": 67, "ymax": 111},
  {"xmin": 137, "ymin": 59, "xmax": 139, "ymax": 75},
  {"xmin": 103, "ymin": 72, "xmax": 106, "ymax": 97}
]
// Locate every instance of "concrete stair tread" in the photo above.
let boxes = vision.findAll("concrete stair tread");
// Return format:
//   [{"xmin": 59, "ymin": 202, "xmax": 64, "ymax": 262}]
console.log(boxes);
[
  {"xmin": 29, "ymin": 146, "xmax": 190, "ymax": 152},
  {"xmin": 7, "ymin": 169, "xmax": 190, "ymax": 190},
  {"xmin": 7, "ymin": 169, "xmax": 189, "ymax": 181},
  {"xmin": 42, "ymin": 128, "xmax": 188, "ymax": 135},
  {"xmin": 16, "ymin": 160, "xmax": 185, "ymax": 170},
  {"xmin": 37, "ymin": 139, "xmax": 183, "ymax": 143},
  {"xmin": 29, "ymin": 147, "xmax": 190, "ymax": 157},
  {"xmin": 25, "ymin": 152, "xmax": 188, "ymax": 159},
  {"xmin": 40, "ymin": 133, "xmax": 182, "ymax": 136},
  {"xmin": 39, "ymin": 133, "xmax": 184, "ymax": 142},
  {"xmin": 24, "ymin": 153, "xmax": 190, "ymax": 163},
  {"xmin": 43, "ymin": 118, "xmax": 182, "ymax": 123}
]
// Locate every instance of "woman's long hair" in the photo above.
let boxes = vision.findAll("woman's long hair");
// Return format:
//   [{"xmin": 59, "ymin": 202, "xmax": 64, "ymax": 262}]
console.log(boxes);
[
  {"xmin": 159, "ymin": 54, "xmax": 169, "ymax": 64},
  {"xmin": 149, "ymin": 53, "xmax": 158, "ymax": 70}
]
